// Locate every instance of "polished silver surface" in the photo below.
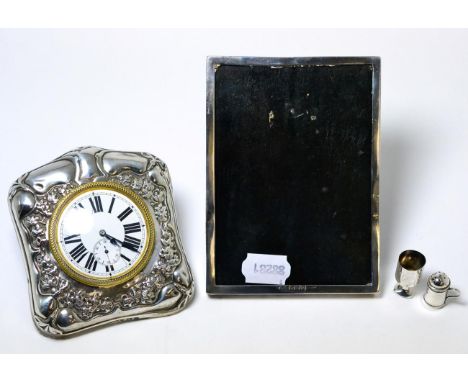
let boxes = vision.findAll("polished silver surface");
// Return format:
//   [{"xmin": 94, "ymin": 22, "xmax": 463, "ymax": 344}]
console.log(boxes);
[
  {"xmin": 206, "ymin": 56, "xmax": 380, "ymax": 294},
  {"xmin": 423, "ymin": 271, "xmax": 460, "ymax": 309},
  {"xmin": 394, "ymin": 250, "xmax": 426, "ymax": 298},
  {"xmin": 8, "ymin": 146, "xmax": 194, "ymax": 337}
]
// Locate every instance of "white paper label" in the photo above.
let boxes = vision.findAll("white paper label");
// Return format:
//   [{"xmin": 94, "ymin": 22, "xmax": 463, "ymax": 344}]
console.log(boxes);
[{"xmin": 241, "ymin": 253, "xmax": 291, "ymax": 285}]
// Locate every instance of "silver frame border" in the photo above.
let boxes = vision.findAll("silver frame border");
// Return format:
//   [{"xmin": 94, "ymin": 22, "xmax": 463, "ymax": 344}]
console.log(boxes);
[{"xmin": 206, "ymin": 56, "xmax": 380, "ymax": 295}]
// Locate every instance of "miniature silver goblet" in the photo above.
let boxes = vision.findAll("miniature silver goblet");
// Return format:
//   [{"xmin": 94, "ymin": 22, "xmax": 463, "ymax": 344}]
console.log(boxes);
[{"xmin": 394, "ymin": 250, "xmax": 426, "ymax": 298}]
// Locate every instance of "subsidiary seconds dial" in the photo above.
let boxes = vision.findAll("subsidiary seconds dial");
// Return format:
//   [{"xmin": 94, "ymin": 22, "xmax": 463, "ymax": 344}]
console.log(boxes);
[{"xmin": 49, "ymin": 182, "xmax": 155, "ymax": 287}]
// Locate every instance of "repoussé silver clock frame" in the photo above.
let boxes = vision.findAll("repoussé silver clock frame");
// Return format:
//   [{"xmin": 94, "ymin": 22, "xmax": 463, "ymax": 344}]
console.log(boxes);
[{"xmin": 8, "ymin": 146, "xmax": 194, "ymax": 337}]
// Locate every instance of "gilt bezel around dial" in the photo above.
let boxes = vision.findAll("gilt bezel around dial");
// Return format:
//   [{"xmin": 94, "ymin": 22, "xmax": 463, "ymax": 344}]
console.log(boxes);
[{"xmin": 48, "ymin": 181, "xmax": 156, "ymax": 288}]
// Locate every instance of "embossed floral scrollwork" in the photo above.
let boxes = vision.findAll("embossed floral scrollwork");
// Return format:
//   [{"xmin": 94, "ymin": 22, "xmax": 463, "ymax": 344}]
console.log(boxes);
[
  {"xmin": 21, "ymin": 167, "xmax": 188, "ymax": 323},
  {"xmin": 11, "ymin": 148, "xmax": 193, "ymax": 336}
]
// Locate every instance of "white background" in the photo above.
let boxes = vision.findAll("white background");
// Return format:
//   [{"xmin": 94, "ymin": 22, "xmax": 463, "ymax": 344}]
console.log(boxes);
[{"xmin": 1, "ymin": 29, "xmax": 467, "ymax": 353}]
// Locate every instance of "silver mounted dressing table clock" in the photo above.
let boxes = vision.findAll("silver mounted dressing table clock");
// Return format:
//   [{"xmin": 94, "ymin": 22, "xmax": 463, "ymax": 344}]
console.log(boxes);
[{"xmin": 8, "ymin": 147, "xmax": 194, "ymax": 337}]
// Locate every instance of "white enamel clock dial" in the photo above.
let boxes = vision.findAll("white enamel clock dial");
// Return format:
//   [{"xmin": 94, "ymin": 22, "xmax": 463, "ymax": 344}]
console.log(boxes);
[{"xmin": 49, "ymin": 182, "xmax": 155, "ymax": 287}]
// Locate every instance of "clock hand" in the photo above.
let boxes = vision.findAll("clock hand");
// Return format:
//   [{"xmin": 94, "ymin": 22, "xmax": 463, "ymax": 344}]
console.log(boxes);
[
  {"xmin": 99, "ymin": 230, "xmax": 139, "ymax": 253},
  {"xmin": 99, "ymin": 230, "xmax": 123, "ymax": 246},
  {"xmin": 104, "ymin": 246, "xmax": 112, "ymax": 263}
]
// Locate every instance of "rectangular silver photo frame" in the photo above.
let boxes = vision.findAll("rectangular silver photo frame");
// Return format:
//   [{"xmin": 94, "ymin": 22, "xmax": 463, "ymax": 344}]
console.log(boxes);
[{"xmin": 207, "ymin": 56, "xmax": 380, "ymax": 295}]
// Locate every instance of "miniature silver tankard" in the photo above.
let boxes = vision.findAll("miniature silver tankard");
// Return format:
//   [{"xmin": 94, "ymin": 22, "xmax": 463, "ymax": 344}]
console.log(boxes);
[
  {"xmin": 423, "ymin": 272, "xmax": 460, "ymax": 309},
  {"xmin": 394, "ymin": 250, "xmax": 426, "ymax": 298}
]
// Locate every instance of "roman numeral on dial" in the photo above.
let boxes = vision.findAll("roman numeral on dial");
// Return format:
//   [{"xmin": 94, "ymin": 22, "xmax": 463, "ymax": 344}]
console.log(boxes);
[
  {"xmin": 122, "ymin": 235, "xmax": 141, "ymax": 252},
  {"xmin": 117, "ymin": 207, "xmax": 133, "ymax": 221},
  {"xmin": 124, "ymin": 222, "xmax": 141, "ymax": 234},
  {"xmin": 84, "ymin": 253, "xmax": 98, "ymax": 271},
  {"xmin": 70, "ymin": 243, "xmax": 88, "ymax": 263},
  {"xmin": 89, "ymin": 195, "xmax": 103, "ymax": 213},
  {"xmin": 108, "ymin": 196, "xmax": 115, "ymax": 213},
  {"xmin": 105, "ymin": 265, "xmax": 114, "ymax": 273},
  {"xmin": 64, "ymin": 234, "xmax": 81, "ymax": 244}
]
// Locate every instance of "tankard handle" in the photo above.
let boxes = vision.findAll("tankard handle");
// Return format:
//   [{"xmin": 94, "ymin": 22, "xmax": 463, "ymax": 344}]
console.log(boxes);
[{"xmin": 447, "ymin": 288, "xmax": 460, "ymax": 298}]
